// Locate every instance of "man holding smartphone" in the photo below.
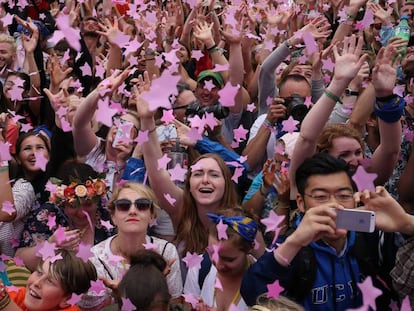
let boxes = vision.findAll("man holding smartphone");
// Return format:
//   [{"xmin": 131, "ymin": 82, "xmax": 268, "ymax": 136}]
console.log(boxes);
[{"xmin": 241, "ymin": 153, "xmax": 414, "ymax": 310}]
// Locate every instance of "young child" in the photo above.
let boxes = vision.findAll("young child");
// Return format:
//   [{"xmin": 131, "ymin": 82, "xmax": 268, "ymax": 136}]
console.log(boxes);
[{"xmin": 0, "ymin": 249, "xmax": 97, "ymax": 311}]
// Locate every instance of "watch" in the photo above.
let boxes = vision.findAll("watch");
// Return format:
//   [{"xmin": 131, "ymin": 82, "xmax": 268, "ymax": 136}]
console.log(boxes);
[{"xmin": 344, "ymin": 88, "xmax": 360, "ymax": 97}]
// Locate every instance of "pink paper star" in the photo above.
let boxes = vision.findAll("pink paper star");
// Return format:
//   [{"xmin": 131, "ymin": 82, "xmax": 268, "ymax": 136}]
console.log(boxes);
[
  {"xmin": 157, "ymin": 154, "xmax": 171, "ymax": 170},
  {"xmin": 302, "ymin": 30, "xmax": 318, "ymax": 55},
  {"xmin": 267, "ymin": 279, "xmax": 284, "ymax": 299},
  {"xmin": 67, "ymin": 293, "xmax": 82, "ymax": 305},
  {"xmin": 100, "ymin": 220, "xmax": 114, "ymax": 230},
  {"xmin": 233, "ymin": 125, "xmax": 248, "ymax": 142},
  {"xmin": 143, "ymin": 242, "xmax": 158, "ymax": 250},
  {"xmin": 164, "ymin": 193, "xmax": 176, "ymax": 206},
  {"xmin": 47, "ymin": 215, "xmax": 56, "ymax": 230},
  {"xmin": 142, "ymin": 71, "xmax": 180, "ymax": 111},
  {"xmin": 76, "ymin": 242, "xmax": 93, "ymax": 262},
  {"xmin": 218, "ymin": 82, "xmax": 240, "ymax": 108},
  {"xmin": 203, "ymin": 80, "xmax": 216, "ymax": 92},
  {"xmin": 182, "ymin": 252, "xmax": 203, "ymax": 269},
  {"xmin": 2, "ymin": 201, "xmax": 14, "ymax": 215},
  {"xmin": 160, "ymin": 110, "xmax": 175, "ymax": 124},
  {"xmin": 281, "ymin": 116, "xmax": 299, "ymax": 133},
  {"xmin": 322, "ymin": 57, "xmax": 335, "ymax": 72},
  {"xmin": 89, "ymin": 280, "xmax": 106, "ymax": 296},
  {"xmin": 400, "ymin": 296, "xmax": 412, "ymax": 311},
  {"xmin": 214, "ymin": 277, "xmax": 223, "ymax": 291},
  {"xmin": 357, "ymin": 276, "xmax": 382, "ymax": 310},
  {"xmin": 34, "ymin": 151, "xmax": 48, "ymax": 171},
  {"xmin": 121, "ymin": 297, "xmax": 135, "ymax": 311},
  {"xmin": 217, "ymin": 219, "xmax": 228, "ymax": 240},
  {"xmin": 0, "ymin": 141, "xmax": 11, "ymax": 161},
  {"xmin": 261, "ymin": 210, "xmax": 286, "ymax": 237},
  {"xmin": 231, "ymin": 166, "xmax": 244, "ymax": 183},
  {"xmin": 247, "ymin": 103, "xmax": 256, "ymax": 112},
  {"xmin": 134, "ymin": 129, "xmax": 149, "ymax": 145},
  {"xmin": 352, "ymin": 166, "xmax": 377, "ymax": 192},
  {"xmin": 96, "ymin": 97, "xmax": 118, "ymax": 127},
  {"xmin": 1, "ymin": 13, "xmax": 13, "ymax": 27},
  {"xmin": 168, "ymin": 163, "xmax": 187, "ymax": 182},
  {"xmin": 37, "ymin": 241, "xmax": 56, "ymax": 260},
  {"xmin": 53, "ymin": 226, "xmax": 67, "ymax": 245},
  {"xmin": 182, "ymin": 293, "xmax": 198, "ymax": 309}
]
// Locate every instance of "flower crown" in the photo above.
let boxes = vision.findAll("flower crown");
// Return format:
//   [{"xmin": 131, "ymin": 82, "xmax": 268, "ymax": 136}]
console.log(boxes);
[{"xmin": 49, "ymin": 176, "xmax": 107, "ymax": 207}]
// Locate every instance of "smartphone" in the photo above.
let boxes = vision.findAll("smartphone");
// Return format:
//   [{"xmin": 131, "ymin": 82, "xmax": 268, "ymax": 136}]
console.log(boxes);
[
  {"xmin": 156, "ymin": 124, "xmax": 178, "ymax": 142},
  {"xmin": 335, "ymin": 209, "xmax": 376, "ymax": 233},
  {"xmin": 112, "ymin": 119, "xmax": 134, "ymax": 147}
]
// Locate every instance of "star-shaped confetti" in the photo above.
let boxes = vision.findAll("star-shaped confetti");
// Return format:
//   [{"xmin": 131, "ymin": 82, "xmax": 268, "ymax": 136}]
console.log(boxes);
[
  {"xmin": 352, "ymin": 166, "xmax": 377, "ymax": 192},
  {"xmin": 357, "ymin": 276, "xmax": 382, "ymax": 310},
  {"xmin": 267, "ymin": 279, "xmax": 284, "ymax": 299},
  {"xmin": 182, "ymin": 252, "xmax": 203, "ymax": 269}
]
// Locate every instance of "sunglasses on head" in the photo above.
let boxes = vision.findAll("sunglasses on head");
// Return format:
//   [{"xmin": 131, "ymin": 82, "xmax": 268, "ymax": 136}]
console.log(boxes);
[{"xmin": 114, "ymin": 198, "xmax": 153, "ymax": 212}]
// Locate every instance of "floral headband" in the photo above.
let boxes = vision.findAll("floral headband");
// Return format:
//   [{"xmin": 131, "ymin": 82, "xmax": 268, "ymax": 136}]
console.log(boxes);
[{"xmin": 49, "ymin": 177, "xmax": 107, "ymax": 208}]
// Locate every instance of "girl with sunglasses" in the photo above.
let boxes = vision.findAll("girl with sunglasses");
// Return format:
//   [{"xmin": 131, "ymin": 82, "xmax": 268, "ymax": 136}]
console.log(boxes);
[{"xmin": 81, "ymin": 182, "xmax": 182, "ymax": 310}]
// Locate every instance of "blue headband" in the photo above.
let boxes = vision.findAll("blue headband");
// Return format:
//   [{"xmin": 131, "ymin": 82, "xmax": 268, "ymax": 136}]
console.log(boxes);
[{"xmin": 207, "ymin": 213, "xmax": 258, "ymax": 242}]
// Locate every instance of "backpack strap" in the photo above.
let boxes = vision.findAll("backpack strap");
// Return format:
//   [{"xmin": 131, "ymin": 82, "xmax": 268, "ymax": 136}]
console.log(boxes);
[{"xmin": 198, "ymin": 253, "xmax": 212, "ymax": 289}]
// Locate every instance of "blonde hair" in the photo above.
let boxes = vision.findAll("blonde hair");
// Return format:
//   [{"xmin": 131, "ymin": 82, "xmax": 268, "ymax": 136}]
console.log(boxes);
[
  {"xmin": 108, "ymin": 182, "xmax": 159, "ymax": 218},
  {"xmin": 249, "ymin": 294, "xmax": 304, "ymax": 311},
  {"xmin": 0, "ymin": 34, "xmax": 16, "ymax": 54}
]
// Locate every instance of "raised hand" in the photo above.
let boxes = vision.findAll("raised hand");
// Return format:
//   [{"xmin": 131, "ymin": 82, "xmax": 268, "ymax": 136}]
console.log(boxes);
[
  {"xmin": 97, "ymin": 18, "xmax": 122, "ymax": 47},
  {"xmin": 332, "ymin": 35, "xmax": 368, "ymax": 83},
  {"xmin": 193, "ymin": 21, "xmax": 214, "ymax": 46},
  {"xmin": 301, "ymin": 15, "xmax": 332, "ymax": 41},
  {"xmin": 14, "ymin": 16, "xmax": 39, "ymax": 53},
  {"xmin": 371, "ymin": 44, "xmax": 399, "ymax": 97}
]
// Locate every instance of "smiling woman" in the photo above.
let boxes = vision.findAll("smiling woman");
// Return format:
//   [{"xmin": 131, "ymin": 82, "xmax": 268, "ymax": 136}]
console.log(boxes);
[{"xmin": 81, "ymin": 182, "xmax": 183, "ymax": 310}]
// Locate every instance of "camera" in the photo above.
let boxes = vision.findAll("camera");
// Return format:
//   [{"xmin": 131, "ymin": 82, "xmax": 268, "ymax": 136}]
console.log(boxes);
[
  {"xmin": 282, "ymin": 94, "xmax": 309, "ymax": 122},
  {"xmin": 185, "ymin": 101, "xmax": 229, "ymax": 120}
]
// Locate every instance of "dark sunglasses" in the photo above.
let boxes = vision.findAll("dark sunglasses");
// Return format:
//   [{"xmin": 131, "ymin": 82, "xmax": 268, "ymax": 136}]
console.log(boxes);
[{"xmin": 114, "ymin": 198, "xmax": 153, "ymax": 212}]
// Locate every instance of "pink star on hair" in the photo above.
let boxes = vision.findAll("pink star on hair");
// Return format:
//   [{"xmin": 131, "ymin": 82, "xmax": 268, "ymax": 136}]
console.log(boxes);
[
  {"xmin": 217, "ymin": 219, "xmax": 228, "ymax": 240},
  {"xmin": 67, "ymin": 293, "xmax": 82, "ymax": 305},
  {"xmin": 37, "ymin": 241, "xmax": 56, "ymax": 260},
  {"xmin": 267, "ymin": 279, "xmax": 284, "ymax": 299},
  {"xmin": 182, "ymin": 252, "xmax": 203, "ymax": 269}
]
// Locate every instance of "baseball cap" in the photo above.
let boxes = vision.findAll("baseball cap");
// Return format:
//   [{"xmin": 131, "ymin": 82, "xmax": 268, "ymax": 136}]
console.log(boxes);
[{"xmin": 197, "ymin": 70, "xmax": 224, "ymax": 88}]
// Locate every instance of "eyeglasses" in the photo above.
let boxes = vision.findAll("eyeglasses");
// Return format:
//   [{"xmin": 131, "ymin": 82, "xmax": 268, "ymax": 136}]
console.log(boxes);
[
  {"xmin": 114, "ymin": 198, "xmax": 153, "ymax": 212},
  {"xmin": 304, "ymin": 190, "xmax": 354, "ymax": 203}
]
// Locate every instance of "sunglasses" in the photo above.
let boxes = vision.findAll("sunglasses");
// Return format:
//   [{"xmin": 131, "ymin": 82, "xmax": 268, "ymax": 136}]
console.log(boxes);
[{"xmin": 114, "ymin": 198, "xmax": 153, "ymax": 212}]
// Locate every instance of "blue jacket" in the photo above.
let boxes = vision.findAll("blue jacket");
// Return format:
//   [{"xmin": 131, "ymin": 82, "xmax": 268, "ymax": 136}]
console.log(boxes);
[{"xmin": 241, "ymin": 222, "xmax": 363, "ymax": 310}]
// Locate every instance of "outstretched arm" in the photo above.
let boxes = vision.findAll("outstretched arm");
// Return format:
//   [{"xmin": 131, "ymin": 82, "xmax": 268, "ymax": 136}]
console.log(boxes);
[{"xmin": 290, "ymin": 35, "xmax": 368, "ymax": 199}]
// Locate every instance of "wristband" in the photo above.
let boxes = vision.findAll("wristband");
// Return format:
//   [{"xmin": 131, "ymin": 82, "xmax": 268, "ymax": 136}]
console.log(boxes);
[
  {"xmin": 324, "ymin": 90, "xmax": 343, "ymax": 104},
  {"xmin": 263, "ymin": 118, "xmax": 274, "ymax": 130},
  {"xmin": 206, "ymin": 44, "xmax": 218, "ymax": 52},
  {"xmin": 374, "ymin": 95, "xmax": 405, "ymax": 123}
]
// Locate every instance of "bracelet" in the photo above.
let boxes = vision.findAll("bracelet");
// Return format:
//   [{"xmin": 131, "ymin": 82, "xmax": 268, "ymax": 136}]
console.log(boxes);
[
  {"xmin": 259, "ymin": 184, "xmax": 269, "ymax": 197},
  {"xmin": 324, "ymin": 90, "xmax": 343, "ymax": 104},
  {"xmin": 274, "ymin": 250, "xmax": 290, "ymax": 266},
  {"xmin": 262, "ymin": 118, "xmax": 274, "ymax": 130},
  {"xmin": 206, "ymin": 44, "xmax": 218, "ymax": 52}
]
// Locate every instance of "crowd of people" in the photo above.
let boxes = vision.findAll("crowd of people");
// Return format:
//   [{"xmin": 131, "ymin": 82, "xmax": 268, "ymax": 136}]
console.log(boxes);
[{"xmin": 0, "ymin": 0, "xmax": 414, "ymax": 309}]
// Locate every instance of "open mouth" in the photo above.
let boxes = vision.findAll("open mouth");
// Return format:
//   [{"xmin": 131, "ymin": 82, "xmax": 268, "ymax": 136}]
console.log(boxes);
[
  {"xmin": 29, "ymin": 289, "xmax": 41, "ymax": 299},
  {"xmin": 199, "ymin": 188, "xmax": 213, "ymax": 193}
]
